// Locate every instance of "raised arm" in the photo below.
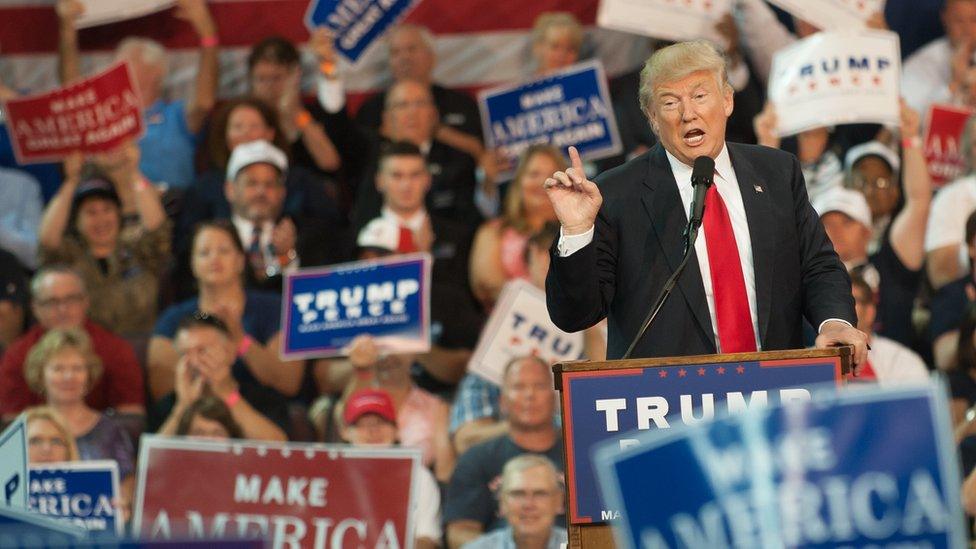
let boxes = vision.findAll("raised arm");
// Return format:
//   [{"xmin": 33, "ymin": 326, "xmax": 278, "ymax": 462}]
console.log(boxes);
[
  {"xmin": 888, "ymin": 101, "xmax": 931, "ymax": 271},
  {"xmin": 56, "ymin": 0, "xmax": 83, "ymax": 84},
  {"xmin": 38, "ymin": 152, "xmax": 82, "ymax": 251},
  {"xmin": 175, "ymin": 0, "xmax": 219, "ymax": 134}
]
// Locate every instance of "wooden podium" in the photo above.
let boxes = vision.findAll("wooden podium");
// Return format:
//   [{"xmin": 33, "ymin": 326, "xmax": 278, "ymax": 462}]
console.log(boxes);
[{"xmin": 551, "ymin": 347, "xmax": 851, "ymax": 549}]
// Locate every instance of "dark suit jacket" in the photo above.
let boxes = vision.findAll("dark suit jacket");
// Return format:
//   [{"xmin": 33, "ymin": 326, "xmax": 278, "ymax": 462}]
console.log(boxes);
[
  {"xmin": 546, "ymin": 142, "xmax": 856, "ymax": 359},
  {"xmin": 350, "ymin": 136, "xmax": 481, "ymax": 233}
]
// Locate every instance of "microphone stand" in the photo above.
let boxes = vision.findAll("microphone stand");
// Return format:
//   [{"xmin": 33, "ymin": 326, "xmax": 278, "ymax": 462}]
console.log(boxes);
[{"xmin": 620, "ymin": 187, "xmax": 708, "ymax": 360}]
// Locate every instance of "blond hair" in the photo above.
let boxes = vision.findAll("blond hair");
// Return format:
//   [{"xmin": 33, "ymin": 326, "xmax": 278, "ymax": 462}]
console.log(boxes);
[
  {"xmin": 24, "ymin": 328, "xmax": 103, "ymax": 396},
  {"xmin": 503, "ymin": 145, "xmax": 567, "ymax": 232},
  {"xmin": 638, "ymin": 40, "xmax": 731, "ymax": 116},
  {"xmin": 531, "ymin": 12, "xmax": 584, "ymax": 50},
  {"xmin": 23, "ymin": 406, "xmax": 80, "ymax": 461}
]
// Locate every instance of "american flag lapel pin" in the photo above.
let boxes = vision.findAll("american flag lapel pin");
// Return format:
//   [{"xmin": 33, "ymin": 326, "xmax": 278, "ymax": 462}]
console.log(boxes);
[{"xmin": 754, "ymin": 184, "xmax": 763, "ymax": 193}]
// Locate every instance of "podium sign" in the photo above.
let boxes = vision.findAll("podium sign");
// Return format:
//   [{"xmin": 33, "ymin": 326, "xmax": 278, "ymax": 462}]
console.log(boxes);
[{"xmin": 556, "ymin": 349, "xmax": 847, "ymax": 526}]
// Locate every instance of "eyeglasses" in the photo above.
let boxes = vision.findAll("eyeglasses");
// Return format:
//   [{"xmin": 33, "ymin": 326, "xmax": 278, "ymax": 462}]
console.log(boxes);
[
  {"xmin": 849, "ymin": 175, "xmax": 891, "ymax": 191},
  {"xmin": 34, "ymin": 293, "xmax": 85, "ymax": 309}
]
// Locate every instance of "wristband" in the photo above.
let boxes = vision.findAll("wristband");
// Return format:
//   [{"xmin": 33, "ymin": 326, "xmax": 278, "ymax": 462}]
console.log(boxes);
[
  {"xmin": 132, "ymin": 176, "xmax": 151, "ymax": 192},
  {"xmin": 319, "ymin": 60, "xmax": 337, "ymax": 77},
  {"xmin": 237, "ymin": 335, "xmax": 253, "ymax": 358},
  {"xmin": 223, "ymin": 390, "xmax": 241, "ymax": 408},
  {"xmin": 901, "ymin": 135, "xmax": 922, "ymax": 149},
  {"xmin": 200, "ymin": 35, "xmax": 219, "ymax": 48},
  {"xmin": 294, "ymin": 110, "xmax": 313, "ymax": 131}
]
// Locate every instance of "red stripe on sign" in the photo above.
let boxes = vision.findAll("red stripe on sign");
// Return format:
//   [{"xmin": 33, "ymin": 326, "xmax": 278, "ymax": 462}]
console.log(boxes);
[{"xmin": 0, "ymin": 0, "xmax": 597, "ymax": 54}]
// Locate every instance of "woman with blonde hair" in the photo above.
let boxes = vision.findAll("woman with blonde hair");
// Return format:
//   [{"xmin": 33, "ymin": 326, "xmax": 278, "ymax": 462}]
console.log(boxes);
[
  {"xmin": 24, "ymin": 328, "xmax": 135, "ymax": 500},
  {"xmin": 23, "ymin": 406, "xmax": 79, "ymax": 464},
  {"xmin": 531, "ymin": 12, "xmax": 584, "ymax": 76},
  {"xmin": 469, "ymin": 145, "xmax": 565, "ymax": 309}
]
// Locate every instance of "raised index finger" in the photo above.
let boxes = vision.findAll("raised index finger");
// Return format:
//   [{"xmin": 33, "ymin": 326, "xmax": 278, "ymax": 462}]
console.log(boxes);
[{"xmin": 568, "ymin": 146, "xmax": 584, "ymax": 173}]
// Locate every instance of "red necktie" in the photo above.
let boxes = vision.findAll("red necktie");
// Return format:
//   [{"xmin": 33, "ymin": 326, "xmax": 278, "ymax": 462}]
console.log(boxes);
[
  {"xmin": 702, "ymin": 185, "xmax": 757, "ymax": 353},
  {"xmin": 397, "ymin": 226, "xmax": 417, "ymax": 253}
]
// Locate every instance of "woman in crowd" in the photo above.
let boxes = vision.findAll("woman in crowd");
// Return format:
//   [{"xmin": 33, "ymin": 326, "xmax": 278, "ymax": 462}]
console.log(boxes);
[
  {"xmin": 148, "ymin": 220, "xmax": 303, "ymax": 431},
  {"xmin": 24, "ymin": 329, "xmax": 135, "ymax": 500},
  {"xmin": 469, "ymin": 145, "xmax": 564, "ymax": 310},
  {"xmin": 37, "ymin": 145, "xmax": 170, "ymax": 336},
  {"xmin": 338, "ymin": 335, "xmax": 454, "ymax": 482},
  {"xmin": 24, "ymin": 406, "xmax": 79, "ymax": 464}
]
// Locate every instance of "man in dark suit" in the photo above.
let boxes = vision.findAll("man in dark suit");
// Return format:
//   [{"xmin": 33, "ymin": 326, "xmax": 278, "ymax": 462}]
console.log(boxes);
[
  {"xmin": 544, "ymin": 40, "xmax": 868, "ymax": 365},
  {"xmin": 355, "ymin": 141, "xmax": 484, "ymax": 385}
]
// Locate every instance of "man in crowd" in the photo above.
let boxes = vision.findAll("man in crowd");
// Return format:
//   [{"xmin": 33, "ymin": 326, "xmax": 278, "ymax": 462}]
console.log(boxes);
[
  {"xmin": 813, "ymin": 138, "xmax": 930, "ymax": 351},
  {"xmin": 353, "ymin": 24, "xmax": 484, "ymax": 161},
  {"xmin": 56, "ymin": 0, "xmax": 219, "ymax": 190},
  {"xmin": 351, "ymin": 81, "xmax": 480, "ymax": 233},
  {"xmin": 461, "ymin": 455, "xmax": 567, "ymax": 549},
  {"xmin": 929, "ymin": 211, "xmax": 976, "ymax": 370},
  {"xmin": 0, "ymin": 266, "xmax": 145, "ymax": 421},
  {"xmin": 341, "ymin": 388, "xmax": 442, "ymax": 549},
  {"xmin": 356, "ymin": 141, "xmax": 482, "ymax": 385},
  {"xmin": 848, "ymin": 274, "xmax": 929, "ymax": 385},
  {"xmin": 157, "ymin": 313, "xmax": 286, "ymax": 441},
  {"xmin": 444, "ymin": 355, "xmax": 564, "ymax": 549},
  {"xmin": 246, "ymin": 34, "xmax": 353, "ymax": 176}
]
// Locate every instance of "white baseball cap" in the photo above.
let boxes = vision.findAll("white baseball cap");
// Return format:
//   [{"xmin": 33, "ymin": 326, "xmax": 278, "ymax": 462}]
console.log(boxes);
[
  {"xmin": 226, "ymin": 140, "xmax": 288, "ymax": 182},
  {"xmin": 844, "ymin": 140, "xmax": 900, "ymax": 173},
  {"xmin": 812, "ymin": 187, "xmax": 873, "ymax": 229},
  {"xmin": 357, "ymin": 217, "xmax": 400, "ymax": 252}
]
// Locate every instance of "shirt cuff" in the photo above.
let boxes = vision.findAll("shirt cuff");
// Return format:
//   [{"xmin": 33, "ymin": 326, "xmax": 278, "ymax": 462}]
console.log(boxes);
[
  {"xmin": 818, "ymin": 318, "xmax": 852, "ymax": 333},
  {"xmin": 556, "ymin": 226, "xmax": 594, "ymax": 257},
  {"xmin": 727, "ymin": 57, "xmax": 750, "ymax": 92},
  {"xmin": 316, "ymin": 76, "xmax": 345, "ymax": 114},
  {"xmin": 473, "ymin": 183, "xmax": 500, "ymax": 219}
]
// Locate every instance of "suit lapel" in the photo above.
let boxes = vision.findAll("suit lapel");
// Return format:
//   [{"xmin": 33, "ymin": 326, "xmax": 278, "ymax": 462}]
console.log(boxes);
[
  {"xmin": 728, "ymin": 144, "xmax": 773, "ymax": 347},
  {"xmin": 640, "ymin": 145, "xmax": 715, "ymax": 348}
]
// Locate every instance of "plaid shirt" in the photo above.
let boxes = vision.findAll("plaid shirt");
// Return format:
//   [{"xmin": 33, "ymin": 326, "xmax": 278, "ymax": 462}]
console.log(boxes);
[{"xmin": 449, "ymin": 374, "xmax": 500, "ymax": 434}]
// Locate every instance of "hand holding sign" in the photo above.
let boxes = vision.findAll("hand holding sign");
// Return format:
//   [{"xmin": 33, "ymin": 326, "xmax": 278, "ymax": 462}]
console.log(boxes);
[{"xmin": 544, "ymin": 146, "xmax": 603, "ymax": 236}]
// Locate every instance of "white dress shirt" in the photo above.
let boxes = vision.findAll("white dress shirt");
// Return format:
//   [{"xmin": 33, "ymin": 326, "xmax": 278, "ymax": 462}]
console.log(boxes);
[
  {"xmin": 381, "ymin": 206, "xmax": 428, "ymax": 233},
  {"xmin": 556, "ymin": 144, "xmax": 849, "ymax": 347},
  {"xmin": 232, "ymin": 215, "xmax": 299, "ymax": 274}
]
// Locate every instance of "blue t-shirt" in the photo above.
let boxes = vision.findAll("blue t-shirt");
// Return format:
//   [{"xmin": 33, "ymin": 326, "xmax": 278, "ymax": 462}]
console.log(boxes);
[
  {"xmin": 139, "ymin": 99, "xmax": 199, "ymax": 189},
  {"xmin": 153, "ymin": 292, "xmax": 289, "ymax": 428}
]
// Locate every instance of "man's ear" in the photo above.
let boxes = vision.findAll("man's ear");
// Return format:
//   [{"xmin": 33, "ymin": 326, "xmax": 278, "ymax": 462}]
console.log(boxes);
[{"xmin": 723, "ymin": 85, "xmax": 734, "ymax": 118}]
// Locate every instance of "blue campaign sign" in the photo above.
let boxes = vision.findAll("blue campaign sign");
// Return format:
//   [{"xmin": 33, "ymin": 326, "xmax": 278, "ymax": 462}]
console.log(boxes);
[
  {"xmin": 478, "ymin": 59, "xmax": 622, "ymax": 177},
  {"xmin": 29, "ymin": 460, "xmax": 121, "ymax": 536},
  {"xmin": 281, "ymin": 253, "xmax": 432, "ymax": 359},
  {"xmin": 0, "ymin": 416, "xmax": 27, "ymax": 509},
  {"xmin": 560, "ymin": 353, "xmax": 843, "ymax": 524},
  {"xmin": 0, "ymin": 504, "xmax": 86, "ymax": 545},
  {"xmin": 596, "ymin": 382, "xmax": 965, "ymax": 549},
  {"xmin": 305, "ymin": 0, "xmax": 419, "ymax": 63}
]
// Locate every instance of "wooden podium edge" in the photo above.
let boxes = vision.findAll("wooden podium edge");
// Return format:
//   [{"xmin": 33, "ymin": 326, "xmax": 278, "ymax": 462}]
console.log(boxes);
[
  {"xmin": 552, "ymin": 346, "xmax": 851, "ymax": 391},
  {"xmin": 552, "ymin": 346, "xmax": 852, "ymax": 548}
]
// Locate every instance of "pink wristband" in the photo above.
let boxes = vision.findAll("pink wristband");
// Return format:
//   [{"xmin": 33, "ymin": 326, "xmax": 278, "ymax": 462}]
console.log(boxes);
[
  {"xmin": 237, "ymin": 335, "xmax": 253, "ymax": 358},
  {"xmin": 223, "ymin": 390, "xmax": 241, "ymax": 408},
  {"xmin": 200, "ymin": 35, "xmax": 219, "ymax": 48}
]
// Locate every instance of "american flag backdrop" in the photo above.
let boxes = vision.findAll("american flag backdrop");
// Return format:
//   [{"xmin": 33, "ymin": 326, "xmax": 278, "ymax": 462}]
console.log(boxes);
[{"xmin": 0, "ymin": 0, "xmax": 652, "ymax": 113}]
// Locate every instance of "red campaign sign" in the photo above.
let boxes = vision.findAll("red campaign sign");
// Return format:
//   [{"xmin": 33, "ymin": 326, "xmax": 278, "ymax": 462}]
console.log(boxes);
[
  {"xmin": 924, "ymin": 103, "xmax": 974, "ymax": 189},
  {"xmin": 2, "ymin": 61, "xmax": 144, "ymax": 164},
  {"xmin": 133, "ymin": 436, "xmax": 420, "ymax": 548}
]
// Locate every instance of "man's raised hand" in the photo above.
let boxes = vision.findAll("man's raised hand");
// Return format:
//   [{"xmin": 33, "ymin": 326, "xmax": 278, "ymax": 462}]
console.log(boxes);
[{"xmin": 543, "ymin": 146, "xmax": 602, "ymax": 235}]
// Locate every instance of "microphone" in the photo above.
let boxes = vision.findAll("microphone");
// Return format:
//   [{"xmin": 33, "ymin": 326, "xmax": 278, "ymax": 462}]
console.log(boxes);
[
  {"xmin": 685, "ymin": 156, "xmax": 715, "ymax": 253},
  {"xmin": 622, "ymin": 155, "xmax": 714, "ymax": 360}
]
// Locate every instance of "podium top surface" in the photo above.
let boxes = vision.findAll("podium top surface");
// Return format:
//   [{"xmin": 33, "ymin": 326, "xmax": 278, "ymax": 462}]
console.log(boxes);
[{"xmin": 552, "ymin": 347, "xmax": 851, "ymax": 388}]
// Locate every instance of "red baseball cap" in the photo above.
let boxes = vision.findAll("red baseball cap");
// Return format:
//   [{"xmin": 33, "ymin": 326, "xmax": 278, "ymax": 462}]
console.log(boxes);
[{"xmin": 344, "ymin": 389, "xmax": 397, "ymax": 425}]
